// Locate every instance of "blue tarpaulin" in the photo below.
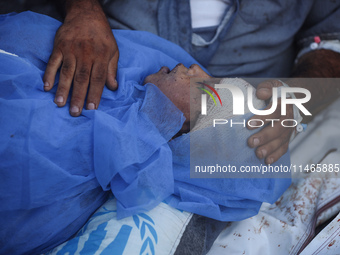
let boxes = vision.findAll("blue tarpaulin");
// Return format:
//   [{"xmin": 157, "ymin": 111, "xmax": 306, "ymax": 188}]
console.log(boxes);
[{"xmin": 0, "ymin": 12, "xmax": 291, "ymax": 254}]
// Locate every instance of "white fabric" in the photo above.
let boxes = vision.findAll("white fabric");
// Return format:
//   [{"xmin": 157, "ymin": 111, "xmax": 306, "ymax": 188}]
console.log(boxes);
[
  {"xmin": 276, "ymin": 80, "xmax": 305, "ymax": 141},
  {"xmin": 47, "ymin": 197, "xmax": 193, "ymax": 255},
  {"xmin": 300, "ymin": 213, "xmax": 340, "ymax": 255},
  {"xmin": 207, "ymin": 175, "xmax": 340, "ymax": 255},
  {"xmin": 277, "ymin": 80, "xmax": 303, "ymax": 126},
  {"xmin": 297, "ymin": 40, "xmax": 340, "ymax": 61},
  {"xmin": 190, "ymin": 0, "xmax": 231, "ymax": 28}
]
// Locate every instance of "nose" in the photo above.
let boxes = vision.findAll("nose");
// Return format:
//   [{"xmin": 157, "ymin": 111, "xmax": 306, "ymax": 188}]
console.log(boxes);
[
  {"xmin": 171, "ymin": 63, "xmax": 187, "ymax": 73},
  {"xmin": 188, "ymin": 64, "xmax": 210, "ymax": 78},
  {"xmin": 159, "ymin": 66, "xmax": 170, "ymax": 74}
]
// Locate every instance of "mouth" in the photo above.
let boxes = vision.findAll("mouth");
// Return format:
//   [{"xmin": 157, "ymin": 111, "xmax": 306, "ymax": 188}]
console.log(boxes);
[{"xmin": 169, "ymin": 63, "xmax": 187, "ymax": 74}]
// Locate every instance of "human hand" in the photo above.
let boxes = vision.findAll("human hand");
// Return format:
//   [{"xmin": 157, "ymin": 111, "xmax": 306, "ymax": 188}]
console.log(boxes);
[
  {"xmin": 247, "ymin": 80, "xmax": 294, "ymax": 164},
  {"xmin": 43, "ymin": 0, "xmax": 119, "ymax": 116}
]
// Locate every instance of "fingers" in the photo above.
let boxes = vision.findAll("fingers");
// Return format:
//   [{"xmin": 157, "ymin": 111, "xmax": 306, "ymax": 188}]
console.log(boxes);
[
  {"xmin": 46, "ymin": 53, "xmax": 115, "ymax": 116},
  {"xmin": 86, "ymin": 62, "xmax": 107, "ymax": 110},
  {"xmin": 247, "ymin": 80, "xmax": 296, "ymax": 164},
  {"xmin": 248, "ymin": 120, "xmax": 288, "ymax": 147},
  {"xmin": 54, "ymin": 56, "xmax": 76, "ymax": 107},
  {"xmin": 248, "ymin": 117, "xmax": 294, "ymax": 164},
  {"xmin": 248, "ymin": 107, "xmax": 294, "ymax": 164},
  {"xmin": 69, "ymin": 61, "xmax": 92, "ymax": 116},
  {"xmin": 260, "ymin": 140, "xmax": 290, "ymax": 165},
  {"xmin": 247, "ymin": 102, "xmax": 282, "ymax": 130},
  {"xmin": 267, "ymin": 141, "xmax": 290, "ymax": 164},
  {"xmin": 248, "ymin": 123, "xmax": 293, "ymax": 164},
  {"xmin": 106, "ymin": 51, "xmax": 119, "ymax": 90},
  {"xmin": 256, "ymin": 80, "xmax": 283, "ymax": 100},
  {"xmin": 43, "ymin": 49, "xmax": 63, "ymax": 91}
]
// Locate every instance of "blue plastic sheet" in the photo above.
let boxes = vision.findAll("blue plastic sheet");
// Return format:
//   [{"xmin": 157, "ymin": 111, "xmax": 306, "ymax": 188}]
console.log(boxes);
[
  {"xmin": 0, "ymin": 12, "xmax": 291, "ymax": 254},
  {"xmin": 0, "ymin": 11, "xmax": 188, "ymax": 254}
]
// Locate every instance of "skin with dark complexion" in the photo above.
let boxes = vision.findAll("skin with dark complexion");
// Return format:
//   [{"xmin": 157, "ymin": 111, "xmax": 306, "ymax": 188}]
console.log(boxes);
[{"xmin": 43, "ymin": 0, "xmax": 119, "ymax": 117}]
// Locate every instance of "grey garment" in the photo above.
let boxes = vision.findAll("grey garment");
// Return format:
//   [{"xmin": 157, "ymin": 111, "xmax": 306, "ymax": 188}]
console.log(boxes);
[
  {"xmin": 174, "ymin": 214, "xmax": 230, "ymax": 255},
  {"xmin": 102, "ymin": 0, "xmax": 340, "ymax": 78},
  {"xmin": 0, "ymin": 0, "xmax": 63, "ymax": 21}
]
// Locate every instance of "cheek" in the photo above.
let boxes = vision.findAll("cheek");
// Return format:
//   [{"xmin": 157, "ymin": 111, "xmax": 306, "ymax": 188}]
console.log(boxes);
[
  {"xmin": 143, "ymin": 74, "xmax": 157, "ymax": 85},
  {"xmin": 164, "ymin": 76, "xmax": 190, "ymax": 100},
  {"xmin": 144, "ymin": 76, "xmax": 175, "ymax": 101},
  {"xmin": 164, "ymin": 77, "xmax": 191, "ymax": 113},
  {"xmin": 143, "ymin": 73, "xmax": 166, "ymax": 86},
  {"xmin": 145, "ymin": 74, "xmax": 191, "ymax": 109},
  {"xmin": 143, "ymin": 74, "xmax": 174, "ymax": 94}
]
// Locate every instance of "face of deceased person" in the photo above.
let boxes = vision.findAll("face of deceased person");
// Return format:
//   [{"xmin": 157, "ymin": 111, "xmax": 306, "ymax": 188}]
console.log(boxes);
[{"xmin": 144, "ymin": 63, "xmax": 210, "ymax": 133}]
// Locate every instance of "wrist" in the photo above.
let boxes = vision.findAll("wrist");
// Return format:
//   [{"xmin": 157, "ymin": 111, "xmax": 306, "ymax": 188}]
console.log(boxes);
[{"xmin": 64, "ymin": 0, "xmax": 104, "ymax": 19}]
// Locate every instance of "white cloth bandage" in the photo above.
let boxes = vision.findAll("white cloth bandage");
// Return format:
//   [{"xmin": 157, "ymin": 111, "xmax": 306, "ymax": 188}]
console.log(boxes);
[
  {"xmin": 276, "ymin": 80, "xmax": 305, "ymax": 141},
  {"xmin": 192, "ymin": 78, "xmax": 265, "ymax": 132},
  {"xmin": 296, "ymin": 39, "xmax": 340, "ymax": 63}
]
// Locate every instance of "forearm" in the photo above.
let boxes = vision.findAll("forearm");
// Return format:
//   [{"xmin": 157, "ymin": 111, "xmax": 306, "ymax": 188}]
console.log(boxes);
[
  {"xmin": 56, "ymin": 0, "xmax": 105, "ymax": 20},
  {"xmin": 65, "ymin": 0, "xmax": 103, "ymax": 14},
  {"xmin": 287, "ymin": 49, "xmax": 340, "ymax": 116}
]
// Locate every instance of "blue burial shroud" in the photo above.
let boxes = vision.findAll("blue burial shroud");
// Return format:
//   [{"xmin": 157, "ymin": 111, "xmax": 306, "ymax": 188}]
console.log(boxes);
[{"xmin": 0, "ymin": 12, "xmax": 290, "ymax": 254}]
